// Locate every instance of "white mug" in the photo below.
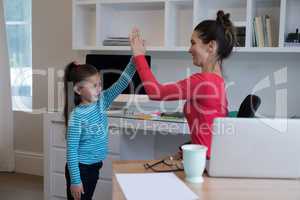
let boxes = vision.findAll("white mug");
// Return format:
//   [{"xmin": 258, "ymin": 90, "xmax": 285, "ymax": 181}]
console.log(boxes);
[{"xmin": 181, "ymin": 144, "xmax": 207, "ymax": 183}]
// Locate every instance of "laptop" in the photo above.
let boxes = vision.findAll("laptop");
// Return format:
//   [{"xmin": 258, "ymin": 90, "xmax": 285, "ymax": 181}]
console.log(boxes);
[{"xmin": 207, "ymin": 118, "xmax": 300, "ymax": 179}]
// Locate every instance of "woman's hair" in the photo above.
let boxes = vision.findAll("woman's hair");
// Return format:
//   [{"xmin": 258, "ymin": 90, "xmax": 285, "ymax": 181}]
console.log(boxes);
[
  {"xmin": 63, "ymin": 62, "xmax": 99, "ymax": 126},
  {"xmin": 194, "ymin": 10, "xmax": 237, "ymax": 62}
]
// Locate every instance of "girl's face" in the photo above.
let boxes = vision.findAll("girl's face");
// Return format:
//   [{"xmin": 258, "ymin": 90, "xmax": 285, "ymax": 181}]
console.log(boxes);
[
  {"xmin": 76, "ymin": 73, "xmax": 102, "ymax": 104},
  {"xmin": 188, "ymin": 31, "xmax": 216, "ymax": 68}
]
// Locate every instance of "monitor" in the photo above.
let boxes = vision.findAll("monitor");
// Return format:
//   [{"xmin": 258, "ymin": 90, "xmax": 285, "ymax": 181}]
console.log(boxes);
[{"xmin": 86, "ymin": 54, "xmax": 151, "ymax": 94}]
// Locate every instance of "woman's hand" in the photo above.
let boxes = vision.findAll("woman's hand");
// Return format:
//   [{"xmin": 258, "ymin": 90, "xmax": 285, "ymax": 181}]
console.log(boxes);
[
  {"xmin": 130, "ymin": 28, "xmax": 146, "ymax": 56},
  {"xmin": 70, "ymin": 183, "xmax": 84, "ymax": 200}
]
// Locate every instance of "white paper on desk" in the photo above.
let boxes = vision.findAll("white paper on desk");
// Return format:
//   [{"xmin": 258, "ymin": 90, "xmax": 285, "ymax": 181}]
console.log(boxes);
[{"xmin": 115, "ymin": 173, "xmax": 198, "ymax": 200}]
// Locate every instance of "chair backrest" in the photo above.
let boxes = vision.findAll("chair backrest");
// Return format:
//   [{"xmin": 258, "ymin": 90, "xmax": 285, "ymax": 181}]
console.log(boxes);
[{"xmin": 237, "ymin": 95, "xmax": 261, "ymax": 117}]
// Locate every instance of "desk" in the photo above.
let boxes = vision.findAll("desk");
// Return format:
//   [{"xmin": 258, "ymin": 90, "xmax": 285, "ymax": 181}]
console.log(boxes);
[{"xmin": 112, "ymin": 160, "xmax": 300, "ymax": 200}]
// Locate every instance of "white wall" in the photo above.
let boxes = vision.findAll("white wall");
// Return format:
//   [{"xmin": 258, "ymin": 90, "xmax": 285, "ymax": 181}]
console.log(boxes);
[
  {"xmin": 14, "ymin": 0, "xmax": 84, "ymax": 176},
  {"xmin": 0, "ymin": 0, "xmax": 14, "ymax": 172},
  {"xmin": 137, "ymin": 52, "xmax": 300, "ymax": 118}
]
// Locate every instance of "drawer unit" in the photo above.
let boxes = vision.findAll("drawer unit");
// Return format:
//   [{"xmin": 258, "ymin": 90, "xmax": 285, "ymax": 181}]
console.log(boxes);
[{"xmin": 45, "ymin": 113, "xmax": 122, "ymax": 200}]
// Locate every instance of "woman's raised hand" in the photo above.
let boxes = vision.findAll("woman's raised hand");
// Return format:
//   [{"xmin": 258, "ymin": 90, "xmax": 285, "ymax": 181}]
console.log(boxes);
[{"xmin": 130, "ymin": 28, "xmax": 146, "ymax": 56}]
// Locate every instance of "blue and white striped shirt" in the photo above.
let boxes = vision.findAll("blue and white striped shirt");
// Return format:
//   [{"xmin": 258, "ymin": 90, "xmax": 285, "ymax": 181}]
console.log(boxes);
[{"xmin": 66, "ymin": 59, "xmax": 136, "ymax": 185}]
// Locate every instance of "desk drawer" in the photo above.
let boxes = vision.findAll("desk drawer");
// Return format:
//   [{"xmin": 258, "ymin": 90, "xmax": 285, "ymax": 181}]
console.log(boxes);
[
  {"xmin": 100, "ymin": 154, "xmax": 120, "ymax": 180},
  {"xmin": 52, "ymin": 173, "xmax": 66, "ymax": 198},
  {"xmin": 52, "ymin": 148, "xmax": 66, "ymax": 173},
  {"xmin": 94, "ymin": 179, "xmax": 112, "ymax": 200},
  {"xmin": 108, "ymin": 127, "xmax": 120, "ymax": 154},
  {"xmin": 52, "ymin": 122, "xmax": 66, "ymax": 148}
]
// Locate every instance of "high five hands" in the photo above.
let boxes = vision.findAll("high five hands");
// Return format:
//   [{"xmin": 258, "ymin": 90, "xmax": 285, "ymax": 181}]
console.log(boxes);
[{"xmin": 130, "ymin": 28, "xmax": 146, "ymax": 56}]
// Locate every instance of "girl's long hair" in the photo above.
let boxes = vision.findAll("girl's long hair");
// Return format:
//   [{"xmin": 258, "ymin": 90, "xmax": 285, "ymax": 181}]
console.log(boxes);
[{"xmin": 63, "ymin": 62, "xmax": 98, "ymax": 127}]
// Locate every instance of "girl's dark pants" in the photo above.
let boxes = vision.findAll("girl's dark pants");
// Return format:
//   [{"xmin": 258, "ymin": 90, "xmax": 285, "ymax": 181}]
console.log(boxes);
[{"xmin": 65, "ymin": 162, "xmax": 103, "ymax": 200}]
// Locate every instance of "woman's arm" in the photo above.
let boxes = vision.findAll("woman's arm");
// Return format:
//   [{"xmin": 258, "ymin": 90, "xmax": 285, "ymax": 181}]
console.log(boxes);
[
  {"xmin": 102, "ymin": 58, "xmax": 136, "ymax": 109},
  {"xmin": 130, "ymin": 28, "xmax": 219, "ymax": 101},
  {"xmin": 134, "ymin": 55, "xmax": 207, "ymax": 101},
  {"xmin": 130, "ymin": 28, "xmax": 209, "ymax": 101}
]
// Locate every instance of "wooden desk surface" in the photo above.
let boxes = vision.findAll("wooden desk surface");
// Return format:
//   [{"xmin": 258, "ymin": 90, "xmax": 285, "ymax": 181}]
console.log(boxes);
[{"xmin": 112, "ymin": 160, "xmax": 300, "ymax": 200}]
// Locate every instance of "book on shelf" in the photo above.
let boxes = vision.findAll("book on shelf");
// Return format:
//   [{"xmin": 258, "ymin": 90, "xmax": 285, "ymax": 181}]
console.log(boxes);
[
  {"xmin": 255, "ymin": 16, "xmax": 265, "ymax": 47},
  {"xmin": 253, "ymin": 15, "xmax": 274, "ymax": 47},
  {"xmin": 252, "ymin": 19, "xmax": 257, "ymax": 47},
  {"xmin": 265, "ymin": 15, "xmax": 274, "ymax": 47}
]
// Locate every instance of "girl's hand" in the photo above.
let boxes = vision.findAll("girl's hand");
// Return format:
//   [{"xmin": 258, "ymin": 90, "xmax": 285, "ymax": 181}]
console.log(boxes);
[
  {"xmin": 130, "ymin": 28, "xmax": 146, "ymax": 56},
  {"xmin": 70, "ymin": 184, "xmax": 84, "ymax": 200}
]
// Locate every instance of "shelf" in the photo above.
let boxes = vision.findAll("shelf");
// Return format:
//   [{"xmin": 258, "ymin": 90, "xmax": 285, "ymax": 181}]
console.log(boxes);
[
  {"xmin": 98, "ymin": 1, "xmax": 165, "ymax": 47},
  {"xmin": 165, "ymin": 0, "xmax": 193, "ymax": 47},
  {"xmin": 74, "ymin": 45, "xmax": 189, "ymax": 52},
  {"xmin": 73, "ymin": 45, "xmax": 300, "ymax": 53},
  {"xmin": 284, "ymin": 0, "xmax": 300, "ymax": 42},
  {"xmin": 75, "ymin": 0, "xmax": 97, "ymax": 5},
  {"xmin": 234, "ymin": 47, "xmax": 300, "ymax": 53},
  {"xmin": 73, "ymin": 3, "xmax": 97, "ymax": 47},
  {"xmin": 72, "ymin": 0, "xmax": 300, "ymax": 54},
  {"xmin": 195, "ymin": 0, "xmax": 247, "ymax": 23},
  {"xmin": 234, "ymin": 21, "xmax": 246, "ymax": 27},
  {"xmin": 250, "ymin": 0, "xmax": 281, "ymax": 47}
]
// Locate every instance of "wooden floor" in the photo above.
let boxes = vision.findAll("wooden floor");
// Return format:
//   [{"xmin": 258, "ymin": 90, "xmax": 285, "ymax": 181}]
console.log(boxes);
[{"xmin": 0, "ymin": 173, "xmax": 43, "ymax": 200}]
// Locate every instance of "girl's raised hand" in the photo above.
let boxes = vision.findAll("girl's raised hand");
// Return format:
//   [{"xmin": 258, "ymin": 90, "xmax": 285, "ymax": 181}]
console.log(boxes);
[{"xmin": 130, "ymin": 28, "xmax": 146, "ymax": 56}]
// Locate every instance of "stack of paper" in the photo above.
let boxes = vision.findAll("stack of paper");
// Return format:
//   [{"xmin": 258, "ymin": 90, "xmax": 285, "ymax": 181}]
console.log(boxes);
[
  {"xmin": 116, "ymin": 173, "xmax": 199, "ymax": 200},
  {"xmin": 103, "ymin": 37, "xmax": 130, "ymax": 46}
]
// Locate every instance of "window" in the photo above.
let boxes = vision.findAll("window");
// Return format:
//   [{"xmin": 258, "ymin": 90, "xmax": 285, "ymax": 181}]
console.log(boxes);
[{"xmin": 4, "ymin": 0, "xmax": 32, "ymax": 110}]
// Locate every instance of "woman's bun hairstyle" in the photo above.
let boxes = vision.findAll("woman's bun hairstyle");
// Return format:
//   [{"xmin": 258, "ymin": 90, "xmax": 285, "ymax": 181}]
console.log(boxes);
[{"xmin": 194, "ymin": 10, "xmax": 237, "ymax": 61}]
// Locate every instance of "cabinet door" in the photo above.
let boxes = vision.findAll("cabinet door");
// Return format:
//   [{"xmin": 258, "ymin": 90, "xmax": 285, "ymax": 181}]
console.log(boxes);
[
  {"xmin": 94, "ymin": 179, "xmax": 112, "ymax": 200},
  {"xmin": 100, "ymin": 154, "xmax": 120, "ymax": 180}
]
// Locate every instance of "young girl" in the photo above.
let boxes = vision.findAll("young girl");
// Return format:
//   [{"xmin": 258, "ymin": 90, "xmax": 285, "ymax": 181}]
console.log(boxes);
[{"xmin": 63, "ymin": 59, "xmax": 135, "ymax": 200}]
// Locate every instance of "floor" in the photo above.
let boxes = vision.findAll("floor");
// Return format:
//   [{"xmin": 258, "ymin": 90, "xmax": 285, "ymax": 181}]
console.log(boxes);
[{"xmin": 0, "ymin": 172, "xmax": 43, "ymax": 200}]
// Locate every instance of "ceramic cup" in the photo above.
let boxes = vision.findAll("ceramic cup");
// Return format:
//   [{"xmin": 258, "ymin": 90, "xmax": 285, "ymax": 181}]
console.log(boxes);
[{"xmin": 182, "ymin": 144, "xmax": 207, "ymax": 183}]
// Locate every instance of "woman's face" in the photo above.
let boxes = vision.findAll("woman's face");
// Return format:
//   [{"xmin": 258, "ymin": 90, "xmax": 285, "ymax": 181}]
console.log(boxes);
[{"xmin": 188, "ymin": 31, "xmax": 211, "ymax": 67}]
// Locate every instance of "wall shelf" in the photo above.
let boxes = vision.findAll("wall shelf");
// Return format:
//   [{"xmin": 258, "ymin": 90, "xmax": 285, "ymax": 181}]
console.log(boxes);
[
  {"xmin": 72, "ymin": 0, "xmax": 300, "ymax": 53},
  {"xmin": 74, "ymin": 45, "xmax": 300, "ymax": 53}
]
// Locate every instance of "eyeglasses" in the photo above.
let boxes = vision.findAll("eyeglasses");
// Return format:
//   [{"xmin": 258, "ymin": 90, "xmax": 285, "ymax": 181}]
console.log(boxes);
[{"xmin": 144, "ymin": 154, "xmax": 183, "ymax": 172}]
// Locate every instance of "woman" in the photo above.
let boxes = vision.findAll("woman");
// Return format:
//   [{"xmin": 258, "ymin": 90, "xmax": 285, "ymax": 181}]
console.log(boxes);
[{"xmin": 130, "ymin": 10, "xmax": 236, "ymax": 159}]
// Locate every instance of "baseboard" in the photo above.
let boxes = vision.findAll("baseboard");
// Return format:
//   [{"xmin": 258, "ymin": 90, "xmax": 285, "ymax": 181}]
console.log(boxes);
[{"xmin": 15, "ymin": 150, "xmax": 43, "ymax": 176}]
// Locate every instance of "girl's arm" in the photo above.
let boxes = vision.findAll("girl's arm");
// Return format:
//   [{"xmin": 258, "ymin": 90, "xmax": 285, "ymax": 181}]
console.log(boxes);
[
  {"xmin": 102, "ymin": 58, "xmax": 136, "ymax": 109},
  {"xmin": 134, "ymin": 55, "xmax": 210, "ymax": 101},
  {"xmin": 66, "ymin": 111, "xmax": 82, "ymax": 186}
]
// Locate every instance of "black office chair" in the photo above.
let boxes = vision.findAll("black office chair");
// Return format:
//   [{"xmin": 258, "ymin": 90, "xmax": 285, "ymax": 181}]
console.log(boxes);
[{"xmin": 237, "ymin": 94, "xmax": 261, "ymax": 118}]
